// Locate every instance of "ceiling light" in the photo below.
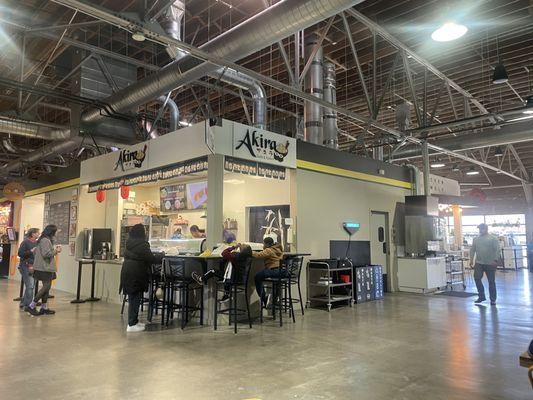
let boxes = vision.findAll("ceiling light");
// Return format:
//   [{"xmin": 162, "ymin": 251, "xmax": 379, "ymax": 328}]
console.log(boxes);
[
  {"xmin": 466, "ymin": 167, "xmax": 480, "ymax": 176},
  {"xmin": 431, "ymin": 162, "xmax": 446, "ymax": 168},
  {"xmin": 452, "ymin": 164, "xmax": 460, "ymax": 172},
  {"xmin": 492, "ymin": 62, "xmax": 508, "ymax": 84},
  {"xmin": 431, "ymin": 22, "xmax": 468, "ymax": 42},
  {"xmin": 523, "ymin": 95, "xmax": 533, "ymax": 114},
  {"xmin": 132, "ymin": 31, "xmax": 146, "ymax": 42},
  {"xmin": 494, "ymin": 146, "xmax": 504, "ymax": 157},
  {"xmin": 180, "ymin": 120, "xmax": 192, "ymax": 127}
]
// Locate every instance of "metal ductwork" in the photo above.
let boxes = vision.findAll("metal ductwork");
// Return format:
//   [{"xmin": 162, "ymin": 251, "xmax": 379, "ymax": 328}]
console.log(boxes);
[
  {"xmin": 0, "ymin": 116, "xmax": 70, "ymax": 140},
  {"xmin": 210, "ymin": 69, "xmax": 267, "ymax": 129},
  {"xmin": 322, "ymin": 61, "xmax": 338, "ymax": 148},
  {"xmin": 2, "ymin": 138, "xmax": 35, "ymax": 154},
  {"xmin": 391, "ymin": 121, "xmax": 533, "ymax": 160},
  {"xmin": 81, "ymin": 0, "xmax": 368, "ymax": 126},
  {"xmin": 304, "ymin": 33, "xmax": 324, "ymax": 145},
  {"xmin": 5, "ymin": 0, "xmax": 368, "ymax": 176},
  {"xmin": 162, "ymin": 0, "xmax": 266, "ymax": 130}
]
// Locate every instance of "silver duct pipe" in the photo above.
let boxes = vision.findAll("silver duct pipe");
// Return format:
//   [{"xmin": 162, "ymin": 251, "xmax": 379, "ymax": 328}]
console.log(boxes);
[
  {"xmin": 6, "ymin": 0, "xmax": 367, "ymax": 176},
  {"xmin": 304, "ymin": 33, "xmax": 323, "ymax": 145},
  {"xmin": 162, "ymin": 1, "xmax": 266, "ymax": 130},
  {"xmin": 156, "ymin": 95, "xmax": 180, "ymax": 132},
  {"xmin": 81, "ymin": 0, "xmax": 367, "ymax": 125},
  {"xmin": 372, "ymin": 141, "xmax": 384, "ymax": 161},
  {"xmin": 2, "ymin": 138, "xmax": 35, "ymax": 153},
  {"xmin": 391, "ymin": 121, "xmax": 533, "ymax": 160},
  {"xmin": 210, "ymin": 69, "xmax": 267, "ymax": 129},
  {"xmin": 322, "ymin": 61, "xmax": 338, "ymax": 148},
  {"xmin": 406, "ymin": 164, "xmax": 420, "ymax": 195},
  {"xmin": 0, "ymin": 116, "xmax": 70, "ymax": 140}
]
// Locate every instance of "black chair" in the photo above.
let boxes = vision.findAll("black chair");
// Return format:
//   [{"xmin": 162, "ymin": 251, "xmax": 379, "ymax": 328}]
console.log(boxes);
[
  {"xmin": 214, "ymin": 257, "xmax": 253, "ymax": 334},
  {"xmin": 284, "ymin": 256, "xmax": 305, "ymax": 316},
  {"xmin": 121, "ymin": 263, "xmax": 161, "ymax": 316},
  {"xmin": 162, "ymin": 257, "xmax": 204, "ymax": 329},
  {"xmin": 260, "ymin": 258, "xmax": 301, "ymax": 327}
]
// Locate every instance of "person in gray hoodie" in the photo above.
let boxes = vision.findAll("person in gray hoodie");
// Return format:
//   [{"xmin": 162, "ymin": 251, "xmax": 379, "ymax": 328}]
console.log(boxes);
[{"xmin": 26, "ymin": 225, "xmax": 61, "ymax": 316}]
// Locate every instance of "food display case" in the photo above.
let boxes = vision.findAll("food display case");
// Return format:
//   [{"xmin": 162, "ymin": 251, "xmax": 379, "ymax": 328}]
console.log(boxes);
[{"xmin": 149, "ymin": 238, "xmax": 205, "ymax": 256}]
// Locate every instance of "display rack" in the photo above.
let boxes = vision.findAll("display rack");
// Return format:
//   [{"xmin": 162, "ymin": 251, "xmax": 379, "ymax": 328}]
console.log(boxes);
[
  {"xmin": 307, "ymin": 259, "xmax": 354, "ymax": 311},
  {"xmin": 446, "ymin": 255, "xmax": 466, "ymax": 291}
]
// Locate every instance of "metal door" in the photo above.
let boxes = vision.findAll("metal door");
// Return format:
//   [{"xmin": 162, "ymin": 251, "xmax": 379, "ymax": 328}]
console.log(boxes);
[{"xmin": 370, "ymin": 211, "xmax": 389, "ymax": 276}]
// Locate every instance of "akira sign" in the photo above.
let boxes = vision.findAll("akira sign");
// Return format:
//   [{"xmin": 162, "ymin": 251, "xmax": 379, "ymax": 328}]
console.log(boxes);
[{"xmin": 233, "ymin": 126, "xmax": 295, "ymax": 167}]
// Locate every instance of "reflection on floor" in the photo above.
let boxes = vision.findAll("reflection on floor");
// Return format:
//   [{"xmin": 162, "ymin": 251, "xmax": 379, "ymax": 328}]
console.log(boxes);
[{"xmin": 1, "ymin": 270, "xmax": 532, "ymax": 400}]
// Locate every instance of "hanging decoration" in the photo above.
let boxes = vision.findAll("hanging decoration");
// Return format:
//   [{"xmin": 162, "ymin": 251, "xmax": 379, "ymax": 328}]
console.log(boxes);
[
  {"xmin": 96, "ymin": 189, "xmax": 106, "ymax": 203},
  {"xmin": 3, "ymin": 182, "xmax": 26, "ymax": 201},
  {"xmin": 120, "ymin": 185, "xmax": 130, "ymax": 200}
]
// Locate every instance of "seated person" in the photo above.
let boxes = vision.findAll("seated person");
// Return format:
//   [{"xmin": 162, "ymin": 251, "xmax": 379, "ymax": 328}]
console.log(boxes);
[
  {"xmin": 189, "ymin": 225, "xmax": 206, "ymax": 238},
  {"xmin": 171, "ymin": 227, "xmax": 182, "ymax": 239},
  {"xmin": 192, "ymin": 243, "xmax": 252, "ymax": 301},
  {"xmin": 253, "ymin": 236, "xmax": 284, "ymax": 305}
]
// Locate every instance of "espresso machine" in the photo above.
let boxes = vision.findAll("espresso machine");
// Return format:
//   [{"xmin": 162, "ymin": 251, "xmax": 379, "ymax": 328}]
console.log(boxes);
[{"xmin": 83, "ymin": 228, "xmax": 113, "ymax": 259}]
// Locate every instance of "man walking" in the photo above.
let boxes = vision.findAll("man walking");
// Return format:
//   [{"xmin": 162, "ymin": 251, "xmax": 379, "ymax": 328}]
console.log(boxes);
[{"xmin": 470, "ymin": 223, "xmax": 501, "ymax": 305}]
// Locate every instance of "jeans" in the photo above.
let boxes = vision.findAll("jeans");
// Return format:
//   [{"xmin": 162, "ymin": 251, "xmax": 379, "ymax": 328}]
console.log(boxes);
[
  {"xmin": 254, "ymin": 268, "xmax": 288, "ymax": 303},
  {"xmin": 128, "ymin": 291, "xmax": 143, "ymax": 326},
  {"xmin": 34, "ymin": 279, "xmax": 52, "ymax": 305},
  {"xmin": 18, "ymin": 265, "xmax": 34, "ymax": 307},
  {"xmin": 474, "ymin": 263, "xmax": 497, "ymax": 302}
]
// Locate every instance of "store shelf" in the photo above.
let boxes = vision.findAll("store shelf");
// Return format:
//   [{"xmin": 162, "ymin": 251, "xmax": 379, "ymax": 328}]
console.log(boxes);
[
  {"xmin": 308, "ymin": 295, "xmax": 353, "ymax": 303},
  {"xmin": 310, "ymin": 282, "xmax": 352, "ymax": 287}
]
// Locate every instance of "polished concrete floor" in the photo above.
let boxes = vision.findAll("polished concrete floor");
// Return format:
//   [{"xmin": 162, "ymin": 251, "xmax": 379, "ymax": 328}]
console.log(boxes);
[{"xmin": 1, "ymin": 270, "xmax": 532, "ymax": 400}]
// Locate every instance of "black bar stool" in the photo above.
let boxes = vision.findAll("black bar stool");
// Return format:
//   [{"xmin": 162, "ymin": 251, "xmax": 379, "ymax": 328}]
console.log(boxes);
[
  {"xmin": 214, "ymin": 258, "xmax": 253, "ymax": 334},
  {"xmin": 162, "ymin": 257, "xmax": 204, "ymax": 329},
  {"xmin": 260, "ymin": 258, "xmax": 300, "ymax": 327}
]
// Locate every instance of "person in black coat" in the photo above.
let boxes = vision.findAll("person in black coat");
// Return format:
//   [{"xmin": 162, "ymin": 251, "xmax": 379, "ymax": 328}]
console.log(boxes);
[{"xmin": 120, "ymin": 224, "xmax": 161, "ymax": 332}]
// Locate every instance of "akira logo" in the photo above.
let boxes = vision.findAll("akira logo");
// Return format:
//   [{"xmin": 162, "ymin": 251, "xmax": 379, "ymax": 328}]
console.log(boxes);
[
  {"xmin": 114, "ymin": 144, "xmax": 148, "ymax": 172},
  {"xmin": 235, "ymin": 129, "xmax": 289, "ymax": 163}
]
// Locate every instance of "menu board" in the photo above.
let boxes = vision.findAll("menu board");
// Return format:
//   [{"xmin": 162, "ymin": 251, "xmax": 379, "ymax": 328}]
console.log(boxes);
[
  {"xmin": 160, "ymin": 184, "xmax": 186, "ymax": 213},
  {"xmin": 186, "ymin": 181, "xmax": 208, "ymax": 210},
  {"xmin": 48, "ymin": 201, "xmax": 71, "ymax": 245}
]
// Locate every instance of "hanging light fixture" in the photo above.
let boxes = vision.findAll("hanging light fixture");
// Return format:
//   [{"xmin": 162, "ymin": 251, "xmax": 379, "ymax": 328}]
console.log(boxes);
[
  {"xmin": 431, "ymin": 21, "xmax": 468, "ymax": 42},
  {"xmin": 466, "ymin": 167, "xmax": 480, "ymax": 176},
  {"xmin": 494, "ymin": 146, "xmax": 504, "ymax": 157},
  {"xmin": 492, "ymin": 62, "xmax": 508, "ymax": 84},
  {"xmin": 132, "ymin": 31, "xmax": 146, "ymax": 42},
  {"xmin": 431, "ymin": 161, "xmax": 446, "ymax": 168},
  {"xmin": 452, "ymin": 164, "xmax": 460, "ymax": 172},
  {"xmin": 523, "ymin": 95, "xmax": 533, "ymax": 114}
]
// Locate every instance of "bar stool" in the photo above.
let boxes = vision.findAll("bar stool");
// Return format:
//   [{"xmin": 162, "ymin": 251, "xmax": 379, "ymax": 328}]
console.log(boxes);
[
  {"xmin": 214, "ymin": 258, "xmax": 253, "ymax": 334},
  {"xmin": 284, "ymin": 256, "xmax": 305, "ymax": 316},
  {"xmin": 121, "ymin": 263, "xmax": 162, "ymax": 316},
  {"xmin": 163, "ymin": 257, "xmax": 204, "ymax": 329},
  {"xmin": 260, "ymin": 259, "xmax": 299, "ymax": 327}
]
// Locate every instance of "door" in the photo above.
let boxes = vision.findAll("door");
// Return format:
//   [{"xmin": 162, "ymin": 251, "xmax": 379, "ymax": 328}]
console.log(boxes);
[{"xmin": 370, "ymin": 211, "xmax": 390, "ymax": 289}]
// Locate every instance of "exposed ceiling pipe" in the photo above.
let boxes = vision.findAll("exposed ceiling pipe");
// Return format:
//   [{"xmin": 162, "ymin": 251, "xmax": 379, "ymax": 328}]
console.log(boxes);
[
  {"xmin": 391, "ymin": 121, "xmax": 533, "ymax": 161},
  {"xmin": 322, "ymin": 61, "xmax": 338, "ymax": 148},
  {"xmin": 0, "ymin": 116, "xmax": 70, "ymax": 140},
  {"xmin": 7, "ymin": 0, "xmax": 368, "ymax": 177},
  {"xmin": 75, "ymin": 0, "xmax": 368, "ymax": 126},
  {"xmin": 209, "ymin": 69, "xmax": 267, "ymax": 130},
  {"xmin": 304, "ymin": 33, "xmax": 324, "ymax": 145},
  {"xmin": 2, "ymin": 137, "xmax": 36, "ymax": 154},
  {"xmin": 162, "ymin": 0, "xmax": 266, "ymax": 130}
]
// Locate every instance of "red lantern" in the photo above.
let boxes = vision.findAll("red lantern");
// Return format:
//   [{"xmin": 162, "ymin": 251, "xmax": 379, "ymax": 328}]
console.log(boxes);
[
  {"xmin": 96, "ymin": 189, "xmax": 106, "ymax": 203},
  {"xmin": 120, "ymin": 185, "xmax": 130, "ymax": 200}
]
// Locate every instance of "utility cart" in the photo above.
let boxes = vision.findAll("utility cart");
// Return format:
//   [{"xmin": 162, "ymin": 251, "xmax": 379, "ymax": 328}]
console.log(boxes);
[
  {"xmin": 307, "ymin": 259, "xmax": 354, "ymax": 311},
  {"xmin": 446, "ymin": 255, "xmax": 467, "ymax": 291}
]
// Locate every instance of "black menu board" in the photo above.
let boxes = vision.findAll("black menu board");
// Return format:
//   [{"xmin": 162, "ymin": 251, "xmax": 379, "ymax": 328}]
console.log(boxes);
[{"xmin": 48, "ymin": 201, "xmax": 71, "ymax": 245}]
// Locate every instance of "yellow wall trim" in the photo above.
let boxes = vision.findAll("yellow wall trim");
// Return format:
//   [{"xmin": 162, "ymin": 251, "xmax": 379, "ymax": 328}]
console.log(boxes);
[
  {"xmin": 297, "ymin": 159, "xmax": 413, "ymax": 189},
  {"xmin": 24, "ymin": 178, "xmax": 80, "ymax": 198}
]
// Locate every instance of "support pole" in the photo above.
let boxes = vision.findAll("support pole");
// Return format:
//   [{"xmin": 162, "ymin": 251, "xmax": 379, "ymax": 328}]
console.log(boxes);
[
  {"xmin": 422, "ymin": 140, "xmax": 430, "ymax": 196},
  {"xmin": 452, "ymin": 205, "xmax": 462, "ymax": 250}
]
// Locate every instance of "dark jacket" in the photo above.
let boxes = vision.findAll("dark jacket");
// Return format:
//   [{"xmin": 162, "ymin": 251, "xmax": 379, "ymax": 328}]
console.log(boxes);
[
  {"xmin": 120, "ymin": 238, "xmax": 160, "ymax": 294},
  {"xmin": 18, "ymin": 238, "xmax": 37, "ymax": 267}
]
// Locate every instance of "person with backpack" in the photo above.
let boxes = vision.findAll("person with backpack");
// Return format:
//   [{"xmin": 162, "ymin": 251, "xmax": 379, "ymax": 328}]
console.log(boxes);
[{"xmin": 26, "ymin": 225, "xmax": 61, "ymax": 316}]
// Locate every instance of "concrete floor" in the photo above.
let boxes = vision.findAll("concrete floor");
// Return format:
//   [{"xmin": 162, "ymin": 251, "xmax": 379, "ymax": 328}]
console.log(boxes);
[{"xmin": 1, "ymin": 270, "xmax": 532, "ymax": 400}]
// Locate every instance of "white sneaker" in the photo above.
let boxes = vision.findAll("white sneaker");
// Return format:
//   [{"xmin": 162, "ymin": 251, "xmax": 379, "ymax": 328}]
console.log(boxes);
[
  {"xmin": 126, "ymin": 323, "xmax": 145, "ymax": 333},
  {"xmin": 137, "ymin": 322, "xmax": 146, "ymax": 329}
]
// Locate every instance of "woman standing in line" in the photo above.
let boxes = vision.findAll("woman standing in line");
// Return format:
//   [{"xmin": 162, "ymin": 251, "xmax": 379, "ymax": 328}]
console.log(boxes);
[
  {"xmin": 17, "ymin": 228, "xmax": 40, "ymax": 311},
  {"xmin": 120, "ymin": 224, "xmax": 161, "ymax": 333},
  {"xmin": 26, "ymin": 225, "xmax": 61, "ymax": 316}
]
